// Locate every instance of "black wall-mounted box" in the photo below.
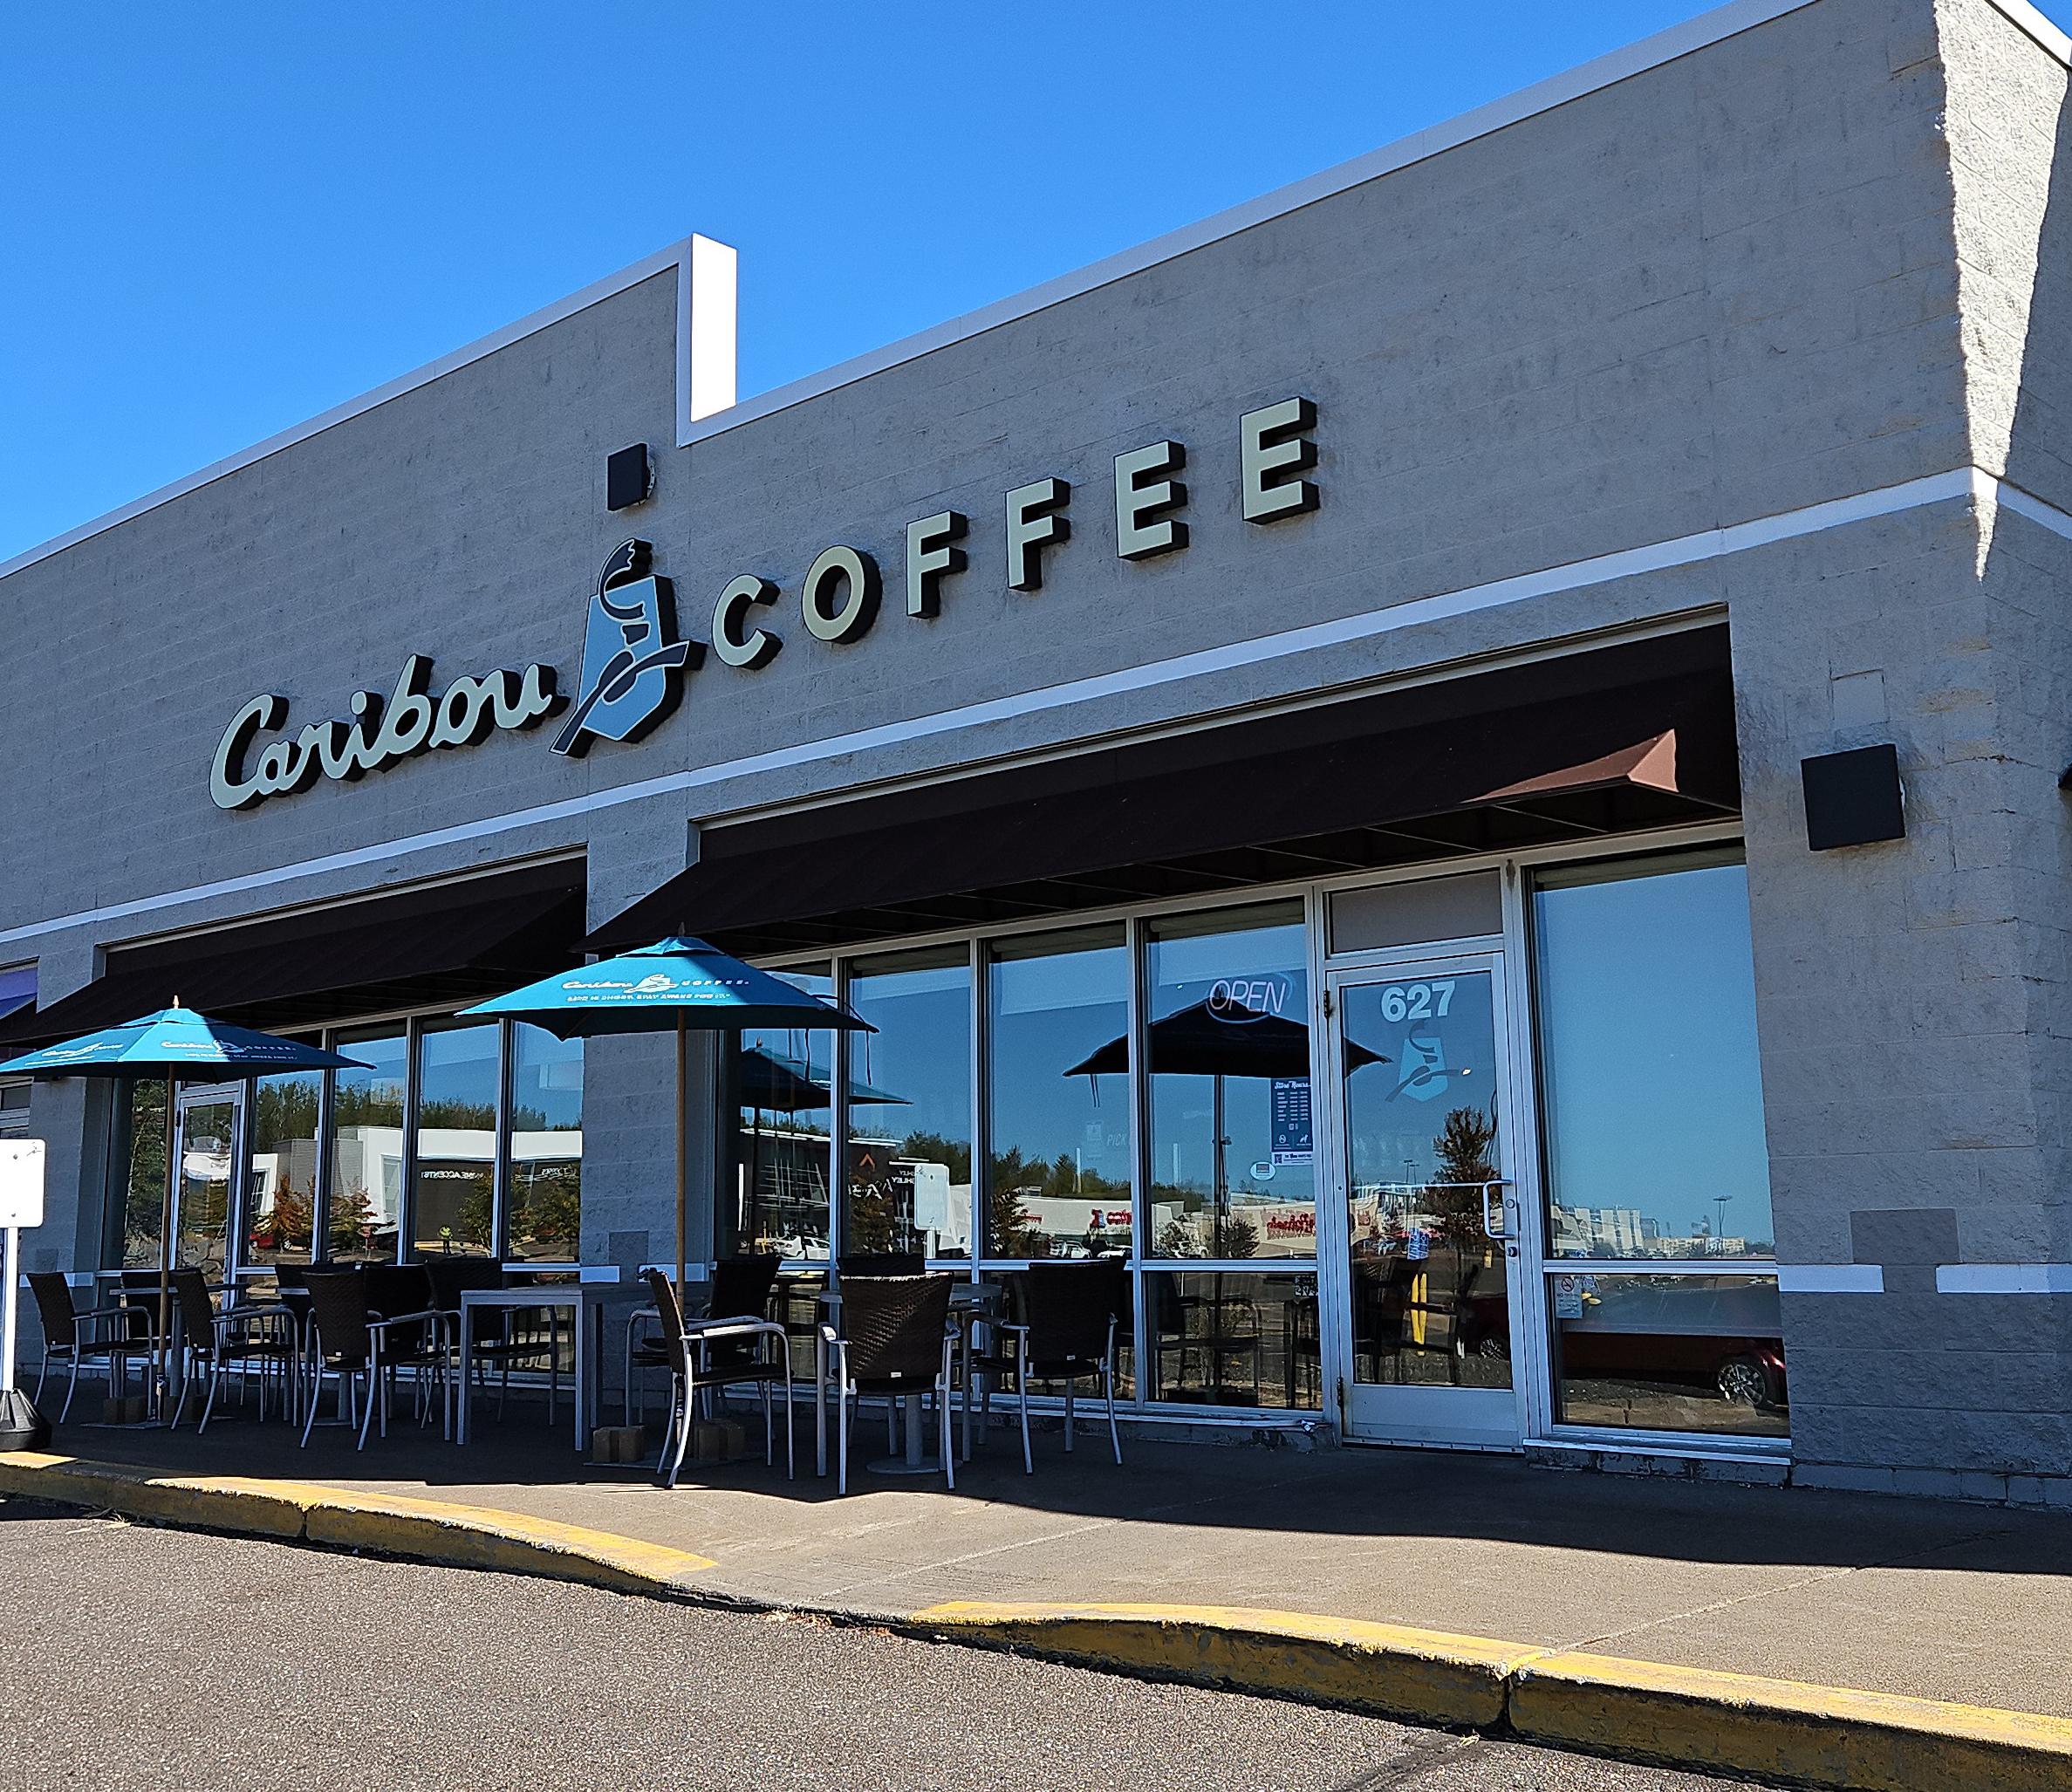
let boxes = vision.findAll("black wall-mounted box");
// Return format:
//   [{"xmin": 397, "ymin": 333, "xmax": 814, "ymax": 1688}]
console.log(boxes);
[
  {"xmin": 606, "ymin": 443, "xmax": 651, "ymax": 511},
  {"xmin": 1802, "ymin": 744, "xmax": 1904, "ymax": 850}
]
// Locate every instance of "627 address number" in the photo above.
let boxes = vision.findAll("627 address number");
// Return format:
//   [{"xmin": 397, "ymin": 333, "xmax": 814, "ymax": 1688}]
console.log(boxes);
[{"xmin": 1377, "ymin": 981, "xmax": 1456, "ymax": 1023}]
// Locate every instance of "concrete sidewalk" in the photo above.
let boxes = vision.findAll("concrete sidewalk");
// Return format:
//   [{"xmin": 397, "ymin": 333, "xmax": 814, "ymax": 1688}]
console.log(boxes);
[{"xmin": 31, "ymin": 1403, "xmax": 2072, "ymax": 1720}]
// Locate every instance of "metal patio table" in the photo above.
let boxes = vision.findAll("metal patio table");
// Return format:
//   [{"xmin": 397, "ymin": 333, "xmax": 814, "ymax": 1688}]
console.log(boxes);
[{"xmin": 455, "ymin": 1284, "xmax": 605, "ymax": 1451}]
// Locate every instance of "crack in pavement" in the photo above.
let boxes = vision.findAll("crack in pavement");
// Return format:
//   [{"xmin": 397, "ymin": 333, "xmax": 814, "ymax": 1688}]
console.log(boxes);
[
  {"xmin": 1327, "ymin": 1732, "xmax": 1482, "ymax": 1790},
  {"xmin": 1564, "ymin": 1522, "xmax": 2025, "ymax": 1659}
]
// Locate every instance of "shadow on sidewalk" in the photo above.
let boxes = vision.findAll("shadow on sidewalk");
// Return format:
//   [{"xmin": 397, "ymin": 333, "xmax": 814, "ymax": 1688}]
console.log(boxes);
[{"xmin": 37, "ymin": 1385, "xmax": 2072, "ymax": 1580}]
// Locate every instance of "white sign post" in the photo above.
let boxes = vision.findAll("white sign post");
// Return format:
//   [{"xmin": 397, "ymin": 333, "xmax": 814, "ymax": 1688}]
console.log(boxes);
[{"xmin": 0, "ymin": 1141, "xmax": 47, "ymax": 1399}]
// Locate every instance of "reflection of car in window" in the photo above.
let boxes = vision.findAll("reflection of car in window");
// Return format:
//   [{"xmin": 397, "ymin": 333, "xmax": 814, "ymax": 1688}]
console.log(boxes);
[{"xmin": 1446, "ymin": 1283, "xmax": 1788, "ymax": 1407}]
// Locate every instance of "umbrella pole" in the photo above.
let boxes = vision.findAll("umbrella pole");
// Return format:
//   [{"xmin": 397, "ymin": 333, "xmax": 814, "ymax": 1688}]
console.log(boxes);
[
  {"xmin": 156, "ymin": 1078, "xmax": 175, "ymax": 1418},
  {"xmin": 675, "ymin": 1010, "xmax": 688, "ymax": 1298}
]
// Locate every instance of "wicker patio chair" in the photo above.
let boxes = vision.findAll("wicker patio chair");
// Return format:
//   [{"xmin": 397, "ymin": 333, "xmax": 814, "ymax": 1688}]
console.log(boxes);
[
  {"xmin": 974, "ymin": 1260, "xmax": 1126, "ymax": 1472},
  {"xmin": 299, "ymin": 1266, "xmax": 448, "ymax": 1449},
  {"xmin": 819, "ymin": 1274, "xmax": 956, "ymax": 1494},
  {"xmin": 641, "ymin": 1268, "xmax": 794, "ymax": 1488},
  {"xmin": 27, "ymin": 1273, "xmax": 152, "ymax": 1421},
  {"xmin": 167, "ymin": 1267, "xmax": 295, "ymax": 1432}
]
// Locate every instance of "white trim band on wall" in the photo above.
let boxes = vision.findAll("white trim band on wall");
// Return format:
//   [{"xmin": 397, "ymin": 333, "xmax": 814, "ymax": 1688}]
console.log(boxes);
[
  {"xmin": 1776, "ymin": 1263, "xmax": 1885, "ymax": 1294},
  {"xmin": 1936, "ymin": 1264, "xmax": 2072, "ymax": 1295}
]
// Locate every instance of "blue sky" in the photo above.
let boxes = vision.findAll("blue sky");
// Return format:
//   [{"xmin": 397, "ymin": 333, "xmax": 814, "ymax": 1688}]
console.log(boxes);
[{"xmin": 0, "ymin": 1, "xmax": 2001, "ymax": 565}]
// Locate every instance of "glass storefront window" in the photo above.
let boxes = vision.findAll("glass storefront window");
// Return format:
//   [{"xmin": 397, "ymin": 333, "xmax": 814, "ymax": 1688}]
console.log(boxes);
[
  {"xmin": 109, "ymin": 1078, "xmax": 168, "ymax": 1268},
  {"xmin": 412, "ymin": 1020, "xmax": 500, "ymax": 1258},
  {"xmin": 728, "ymin": 964, "xmax": 834, "ymax": 1262},
  {"xmin": 331, "ymin": 1029, "xmax": 405, "ymax": 1262},
  {"xmin": 985, "ymin": 926, "xmax": 1131, "ymax": 1260},
  {"xmin": 988, "ymin": 1267, "xmax": 1137, "ymax": 1400},
  {"xmin": 846, "ymin": 947, "xmax": 972, "ymax": 1260},
  {"xmin": 0, "ymin": 1078, "xmax": 31, "ymax": 1139},
  {"xmin": 246, "ymin": 1070, "xmax": 320, "ymax": 1265},
  {"xmin": 508, "ymin": 1025, "xmax": 583, "ymax": 1262},
  {"xmin": 1145, "ymin": 1270, "xmax": 1321, "ymax": 1410},
  {"xmin": 1550, "ymin": 1272, "xmax": 1788, "ymax": 1436},
  {"xmin": 1534, "ymin": 853, "xmax": 1775, "ymax": 1260},
  {"xmin": 1146, "ymin": 901, "xmax": 1315, "ymax": 1260}
]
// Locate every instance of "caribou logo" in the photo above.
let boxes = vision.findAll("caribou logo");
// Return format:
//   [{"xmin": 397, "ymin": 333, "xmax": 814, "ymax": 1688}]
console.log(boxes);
[{"xmin": 550, "ymin": 539, "xmax": 701, "ymax": 756}]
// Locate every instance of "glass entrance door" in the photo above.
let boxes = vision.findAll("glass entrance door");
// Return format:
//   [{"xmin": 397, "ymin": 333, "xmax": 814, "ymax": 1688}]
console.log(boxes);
[
  {"xmin": 1327, "ymin": 956, "xmax": 1533, "ymax": 1448},
  {"xmin": 173, "ymin": 1084, "xmax": 243, "ymax": 1280}
]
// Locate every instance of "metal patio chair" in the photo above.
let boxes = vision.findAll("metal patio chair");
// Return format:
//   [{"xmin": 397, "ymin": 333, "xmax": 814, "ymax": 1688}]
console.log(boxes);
[
  {"xmin": 427, "ymin": 1260, "xmax": 565, "ymax": 1424},
  {"xmin": 271, "ymin": 1263, "xmax": 315, "ymax": 1419},
  {"xmin": 26, "ymin": 1272, "xmax": 154, "ymax": 1422},
  {"xmin": 167, "ymin": 1267, "xmax": 295, "ymax": 1432},
  {"xmin": 366, "ymin": 1263, "xmax": 453, "ymax": 1433},
  {"xmin": 641, "ymin": 1269, "xmax": 794, "ymax": 1488},
  {"xmin": 819, "ymin": 1273, "xmax": 956, "ymax": 1494},
  {"xmin": 626, "ymin": 1254, "xmax": 783, "ymax": 1429},
  {"xmin": 972, "ymin": 1260, "xmax": 1125, "ymax": 1472},
  {"xmin": 299, "ymin": 1265, "xmax": 448, "ymax": 1449}
]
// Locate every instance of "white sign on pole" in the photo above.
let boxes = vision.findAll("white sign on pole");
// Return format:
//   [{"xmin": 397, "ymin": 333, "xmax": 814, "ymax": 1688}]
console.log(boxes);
[{"xmin": 0, "ymin": 1140, "xmax": 45, "ymax": 1230}]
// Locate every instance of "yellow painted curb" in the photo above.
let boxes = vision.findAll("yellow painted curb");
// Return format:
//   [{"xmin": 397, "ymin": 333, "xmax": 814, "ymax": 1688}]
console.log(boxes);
[
  {"xmin": 1513, "ymin": 1651, "xmax": 2072, "ymax": 1792},
  {"xmin": 11, "ymin": 1451, "xmax": 2070, "ymax": 1792},
  {"xmin": 912, "ymin": 1601, "xmax": 1542, "ymax": 1727},
  {"xmin": 304, "ymin": 1490, "xmax": 715, "ymax": 1597},
  {"xmin": 0, "ymin": 1450, "xmax": 714, "ymax": 1595},
  {"xmin": 913, "ymin": 1602, "xmax": 2072, "ymax": 1792}
]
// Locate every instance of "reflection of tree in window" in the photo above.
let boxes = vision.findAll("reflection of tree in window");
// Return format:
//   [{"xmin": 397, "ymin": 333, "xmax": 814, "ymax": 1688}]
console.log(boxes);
[
  {"xmin": 508, "ymin": 1097, "xmax": 583, "ymax": 1261},
  {"xmin": 250, "ymin": 1077, "xmax": 318, "ymax": 1257},
  {"xmin": 1426, "ymin": 1104, "xmax": 1496, "ymax": 1246},
  {"xmin": 120, "ymin": 1079, "xmax": 167, "ymax": 1267},
  {"xmin": 988, "ymin": 1146, "xmax": 1126, "ymax": 1258}
]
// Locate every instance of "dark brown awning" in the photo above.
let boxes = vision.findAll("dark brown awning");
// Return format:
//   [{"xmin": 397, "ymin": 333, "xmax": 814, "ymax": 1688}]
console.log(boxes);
[
  {"xmin": 0, "ymin": 858, "xmax": 586, "ymax": 1050},
  {"xmin": 595, "ymin": 627, "xmax": 1740, "ymax": 957}
]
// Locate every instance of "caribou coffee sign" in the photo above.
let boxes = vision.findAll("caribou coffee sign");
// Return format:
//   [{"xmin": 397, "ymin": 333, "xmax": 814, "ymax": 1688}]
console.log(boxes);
[
  {"xmin": 209, "ymin": 657, "xmax": 560, "ymax": 811},
  {"xmin": 209, "ymin": 396, "xmax": 1318, "ymax": 809}
]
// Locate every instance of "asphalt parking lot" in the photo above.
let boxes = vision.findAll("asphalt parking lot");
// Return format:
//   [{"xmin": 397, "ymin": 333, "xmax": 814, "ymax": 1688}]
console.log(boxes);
[{"xmin": 0, "ymin": 1499, "xmax": 1774, "ymax": 1792}]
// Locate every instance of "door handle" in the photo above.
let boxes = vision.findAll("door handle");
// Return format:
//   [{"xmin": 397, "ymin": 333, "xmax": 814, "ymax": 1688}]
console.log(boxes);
[{"xmin": 1480, "ymin": 1180, "xmax": 1513, "ymax": 1241}]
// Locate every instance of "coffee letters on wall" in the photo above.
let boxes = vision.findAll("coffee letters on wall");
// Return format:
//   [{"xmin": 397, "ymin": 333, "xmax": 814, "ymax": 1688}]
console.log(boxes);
[{"xmin": 206, "ymin": 399, "xmax": 1318, "ymax": 807}]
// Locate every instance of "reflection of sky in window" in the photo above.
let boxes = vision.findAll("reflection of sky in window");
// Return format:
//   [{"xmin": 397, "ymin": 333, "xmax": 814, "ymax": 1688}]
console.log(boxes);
[
  {"xmin": 989, "ymin": 934, "xmax": 1129, "ymax": 1180},
  {"xmin": 335, "ymin": 1031, "xmax": 406, "ymax": 1114},
  {"xmin": 850, "ymin": 958, "xmax": 968, "ymax": 1149},
  {"xmin": 1149, "ymin": 920, "xmax": 1307, "ymax": 1022},
  {"xmin": 513, "ymin": 1025, "xmax": 583, "ymax": 1130},
  {"xmin": 1535, "ymin": 863, "xmax": 1773, "ymax": 1248},
  {"xmin": 1149, "ymin": 916, "xmax": 1312, "ymax": 1204},
  {"xmin": 421, "ymin": 1023, "xmax": 497, "ymax": 1078}
]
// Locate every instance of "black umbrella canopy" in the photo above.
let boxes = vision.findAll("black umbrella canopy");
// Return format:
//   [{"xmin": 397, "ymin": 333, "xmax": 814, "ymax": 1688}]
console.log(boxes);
[
  {"xmin": 737, "ymin": 1045, "xmax": 906, "ymax": 1113},
  {"xmin": 1065, "ymin": 998, "xmax": 1385, "ymax": 1079}
]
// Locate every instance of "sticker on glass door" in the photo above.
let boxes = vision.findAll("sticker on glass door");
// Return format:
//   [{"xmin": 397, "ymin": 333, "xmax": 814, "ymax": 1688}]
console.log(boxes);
[{"xmin": 1340, "ymin": 972, "xmax": 1509, "ymax": 1392}]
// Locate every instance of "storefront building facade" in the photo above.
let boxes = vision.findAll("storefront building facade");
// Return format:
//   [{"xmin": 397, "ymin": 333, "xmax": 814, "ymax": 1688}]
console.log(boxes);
[{"xmin": 8, "ymin": 0, "xmax": 2072, "ymax": 1501}]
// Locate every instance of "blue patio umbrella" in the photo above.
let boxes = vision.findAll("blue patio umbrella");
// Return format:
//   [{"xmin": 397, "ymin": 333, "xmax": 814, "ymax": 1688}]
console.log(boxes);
[
  {"xmin": 461, "ymin": 938, "xmax": 872, "ymax": 1292},
  {"xmin": 3, "ymin": 1006, "xmax": 366, "ymax": 1419}
]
